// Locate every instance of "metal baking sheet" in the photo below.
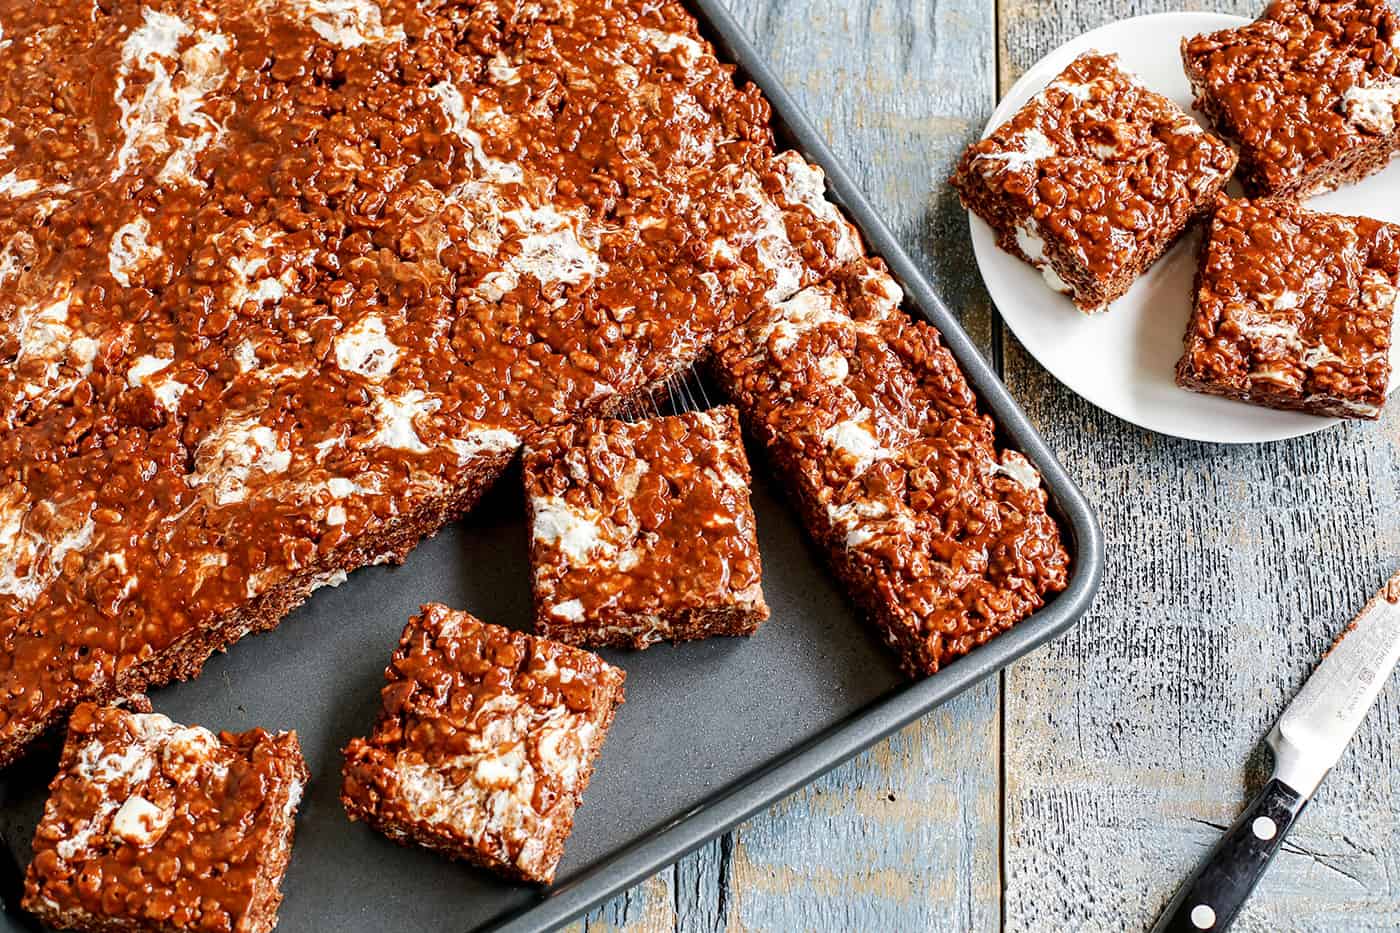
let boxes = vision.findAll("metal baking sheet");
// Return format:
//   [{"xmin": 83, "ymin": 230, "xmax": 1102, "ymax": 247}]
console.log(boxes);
[{"xmin": 0, "ymin": 1, "xmax": 1104, "ymax": 930}]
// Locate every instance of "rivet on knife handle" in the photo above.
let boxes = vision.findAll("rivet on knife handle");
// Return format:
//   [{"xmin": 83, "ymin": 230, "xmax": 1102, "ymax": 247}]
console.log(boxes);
[{"xmin": 1149, "ymin": 778, "xmax": 1306, "ymax": 932}]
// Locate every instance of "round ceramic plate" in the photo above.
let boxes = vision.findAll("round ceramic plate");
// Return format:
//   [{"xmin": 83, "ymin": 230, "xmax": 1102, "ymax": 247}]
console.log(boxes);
[{"xmin": 968, "ymin": 11, "xmax": 1400, "ymax": 444}]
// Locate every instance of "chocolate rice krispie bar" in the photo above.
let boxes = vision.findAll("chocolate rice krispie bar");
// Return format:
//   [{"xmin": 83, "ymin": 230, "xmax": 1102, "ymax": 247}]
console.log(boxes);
[
  {"xmin": 952, "ymin": 51, "xmax": 1237, "ymax": 313},
  {"xmin": 1183, "ymin": 0, "xmax": 1400, "ymax": 198},
  {"xmin": 523, "ymin": 408, "xmax": 768, "ymax": 649},
  {"xmin": 23, "ymin": 702, "xmax": 307, "ymax": 933},
  {"xmin": 340, "ymin": 605, "xmax": 625, "ymax": 885},
  {"xmin": 711, "ymin": 259, "xmax": 1071, "ymax": 676},
  {"xmin": 1177, "ymin": 197, "xmax": 1398, "ymax": 418}
]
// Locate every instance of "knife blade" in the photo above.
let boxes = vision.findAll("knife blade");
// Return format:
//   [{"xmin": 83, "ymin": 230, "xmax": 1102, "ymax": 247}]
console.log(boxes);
[
  {"xmin": 1152, "ymin": 569, "xmax": 1400, "ymax": 933},
  {"xmin": 1269, "ymin": 571, "xmax": 1400, "ymax": 797}
]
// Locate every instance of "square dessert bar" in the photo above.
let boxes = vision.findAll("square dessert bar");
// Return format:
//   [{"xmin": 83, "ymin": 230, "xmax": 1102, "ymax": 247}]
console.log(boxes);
[
  {"xmin": 952, "ymin": 51, "xmax": 1237, "ymax": 313},
  {"xmin": 340, "ymin": 605, "xmax": 625, "ymax": 885},
  {"xmin": 1177, "ymin": 197, "xmax": 1398, "ymax": 419},
  {"xmin": 23, "ymin": 703, "xmax": 308, "ymax": 933},
  {"xmin": 711, "ymin": 259, "xmax": 1071, "ymax": 676},
  {"xmin": 522, "ymin": 408, "xmax": 769, "ymax": 649},
  {"xmin": 1183, "ymin": 0, "xmax": 1400, "ymax": 197}
]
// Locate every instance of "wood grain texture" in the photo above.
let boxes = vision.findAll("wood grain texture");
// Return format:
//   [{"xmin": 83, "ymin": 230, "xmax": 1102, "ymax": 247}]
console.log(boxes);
[
  {"xmin": 998, "ymin": 1, "xmax": 1400, "ymax": 931},
  {"xmin": 579, "ymin": 0, "xmax": 1005, "ymax": 930}
]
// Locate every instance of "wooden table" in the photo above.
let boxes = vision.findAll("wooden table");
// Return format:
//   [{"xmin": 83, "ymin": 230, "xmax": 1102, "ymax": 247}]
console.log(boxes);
[{"xmin": 568, "ymin": 0, "xmax": 1400, "ymax": 929}]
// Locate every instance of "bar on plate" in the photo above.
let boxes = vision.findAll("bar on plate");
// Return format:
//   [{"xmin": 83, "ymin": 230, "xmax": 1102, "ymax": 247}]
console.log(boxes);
[
  {"xmin": 1183, "ymin": 0, "xmax": 1400, "ymax": 197},
  {"xmin": 1177, "ymin": 197, "xmax": 1399, "ymax": 419},
  {"xmin": 952, "ymin": 51, "xmax": 1236, "ymax": 313}
]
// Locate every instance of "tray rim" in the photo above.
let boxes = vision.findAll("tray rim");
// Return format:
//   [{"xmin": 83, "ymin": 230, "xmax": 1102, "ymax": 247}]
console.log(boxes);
[{"xmin": 482, "ymin": 1, "xmax": 1106, "ymax": 930}]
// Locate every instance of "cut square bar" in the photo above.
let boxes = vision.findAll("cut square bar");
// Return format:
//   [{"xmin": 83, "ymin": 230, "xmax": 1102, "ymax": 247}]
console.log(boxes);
[
  {"xmin": 522, "ymin": 408, "xmax": 769, "ymax": 649},
  {"xmin": 340, "ymin": 605, "xmax": 626, "ymax": 885},
  {"xmin": 952, "ymin": 51, "xmax": 1237, "ymax": 313},
  {"xmin": 711, "ymin": 259, "xmax": 1071, "ymax": 676},
  {"xmin": 23, "ymin": 703, "xmax": 308, "ymax": 933},
  {"xmin": 1183, "ymin": 0, "xmax": 1400, "ymax": 197},
  {"xmin": 1177, "ymin": 197, "xmax": 1398, "ymax": 419}
]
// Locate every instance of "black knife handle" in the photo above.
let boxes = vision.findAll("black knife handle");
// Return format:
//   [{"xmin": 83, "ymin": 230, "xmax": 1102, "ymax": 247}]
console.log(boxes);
[{"xmin": 1150, "ymin": 778, "xmax": 1307, "ymax": 933}]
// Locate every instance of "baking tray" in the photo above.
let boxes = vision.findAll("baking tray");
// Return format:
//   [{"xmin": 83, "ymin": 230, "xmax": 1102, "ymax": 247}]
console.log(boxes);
[{"xmin": 0, "ymin": 1, "xmax": 1104, "ymax": 930}]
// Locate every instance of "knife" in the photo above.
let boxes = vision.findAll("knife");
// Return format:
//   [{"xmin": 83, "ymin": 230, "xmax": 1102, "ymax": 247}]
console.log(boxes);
[{"xmin": 1152, "ymin": 569, "xmax": 1400, "ymax": 933}]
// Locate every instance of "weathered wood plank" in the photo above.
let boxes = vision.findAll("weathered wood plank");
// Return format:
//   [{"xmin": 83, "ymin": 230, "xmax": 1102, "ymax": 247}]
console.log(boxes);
[
  {"xmin": 579, "ymin": 0, "xmax": 1005, "ymax": 929},
  {"xmin": 725, "ymin": 691, "xmax": 1001, "ymax": 931},
  {"xmin": 997, "ymin": 1, "xmax": 1400, "ymax": 929}
]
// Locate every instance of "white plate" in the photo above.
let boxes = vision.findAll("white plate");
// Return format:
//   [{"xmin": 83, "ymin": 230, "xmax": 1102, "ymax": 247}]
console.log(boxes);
[{"xmin": 968, "ymin": 11, "xmax": 1400, "ymax": 444}]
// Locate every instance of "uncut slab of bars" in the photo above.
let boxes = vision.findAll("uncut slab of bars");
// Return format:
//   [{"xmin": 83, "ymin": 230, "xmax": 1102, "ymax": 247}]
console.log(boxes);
[{"xmin": 0, "ymin": 0, "xmax": 1069, "ymax": 766}]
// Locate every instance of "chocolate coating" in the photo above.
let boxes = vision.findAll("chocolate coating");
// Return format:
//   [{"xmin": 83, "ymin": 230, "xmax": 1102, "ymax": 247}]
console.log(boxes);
[
  {"xmin": 1177, "ymin": 196, "xmax": 1398, "ymax": 419},
  {"xmin": 523, "ymin": 407, "xmax": 769, "ymax": 649},
  {"xmin": 23, "ymin": 702, "xmax": 308, "ymax": 933},
  {"xmin": 340, "ymin": 604, "xmax": 625, "ymax": 885}
]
